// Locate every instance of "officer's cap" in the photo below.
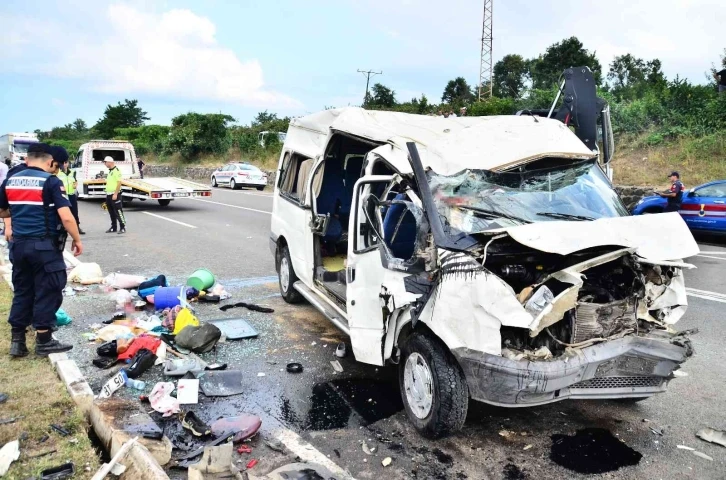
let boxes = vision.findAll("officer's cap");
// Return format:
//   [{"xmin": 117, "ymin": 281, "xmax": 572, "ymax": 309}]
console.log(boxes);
[
  {"xmin": 27, "ymin": 143, "xmax": 53, "ymax": 156},
  {"xmin": 49, "ymin": 146, "xmax": 69, "ymax": 164},
  {"xmin": 104, "ymin": 156, "xmax": 116, "ymax": 163}
]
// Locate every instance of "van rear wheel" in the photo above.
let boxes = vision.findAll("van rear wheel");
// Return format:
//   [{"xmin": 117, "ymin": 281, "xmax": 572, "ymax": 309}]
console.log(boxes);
[
  {"xmin": 158, "ymin": 199, "xmax": 171, "ymax": 206},
  {"xmin": 399, "ymin": 333, "xmax": 468, "ymax": 438},
  {"xmin": 278, "ymin": 245, "xmax": 303, "ymax": 304}
]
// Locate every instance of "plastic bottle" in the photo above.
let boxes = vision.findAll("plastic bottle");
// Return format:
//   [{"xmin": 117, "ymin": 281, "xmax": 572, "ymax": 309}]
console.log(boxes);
[{"xmin": 125, "ymin": 378, "xmax": 146, "ymax": 390}]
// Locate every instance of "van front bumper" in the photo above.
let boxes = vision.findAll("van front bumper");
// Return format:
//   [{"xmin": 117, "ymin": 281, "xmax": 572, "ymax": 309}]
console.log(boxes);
[{"xmin": 452, "ymin": 331, "xmax": 692, "ymax": 407}]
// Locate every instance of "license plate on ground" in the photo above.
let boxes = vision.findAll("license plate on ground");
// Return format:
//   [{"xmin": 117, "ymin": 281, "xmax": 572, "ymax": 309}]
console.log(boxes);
[{"xmin": 172, "ymin": 192, "xmax": 190, "ymax": 197}]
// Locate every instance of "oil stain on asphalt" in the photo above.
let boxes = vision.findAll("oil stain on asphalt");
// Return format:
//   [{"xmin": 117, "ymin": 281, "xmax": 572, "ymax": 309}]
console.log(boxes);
[{"xmin": 550, "ymin": 428, "xmax": 642, "ymax": 474}]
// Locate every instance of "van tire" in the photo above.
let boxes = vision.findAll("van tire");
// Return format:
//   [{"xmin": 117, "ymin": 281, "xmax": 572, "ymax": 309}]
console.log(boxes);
[
  {"xmin": 399, "ymin": 333, "xmax": 468, "ymax": 438},
  {"xmin": 278, "ymin": 245, "xmax": 303, "ymax": 304},
  {"xmin": 157, "ymin": 199, "xmax": 171, "ymax": 206}
]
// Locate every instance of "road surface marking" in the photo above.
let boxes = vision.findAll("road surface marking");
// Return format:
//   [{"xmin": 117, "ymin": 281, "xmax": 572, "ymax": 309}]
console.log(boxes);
[
  {"xmin": 698, "ymin": 251, "xmax": 726, "ymax": 254},
  {"xmin": 190, "ymin": 198, "xmax": 272, "ymax": 214},
  {"xmin": 241, "ymin": 191, "xmax": 273, "ymax": 197},
  {"xmin": 696, "ymin": 255, "xmax": 726, "ymax": 261},
  {"xmin": 142, "ymin": 211, "xmax": 197, "ymax": 228},
  {"xmin": 271, "ymin": 428, "xmax": 354, "ymax": 479},
  {"xmin": 686, "ymin": 287, "xmax": 726, "ymax": 304}
]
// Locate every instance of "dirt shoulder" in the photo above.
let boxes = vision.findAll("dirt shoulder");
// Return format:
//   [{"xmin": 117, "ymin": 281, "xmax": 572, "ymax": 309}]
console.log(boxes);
[{"xmin": 0, "ymin": 282, "xmax": 101, "ymax": 479}]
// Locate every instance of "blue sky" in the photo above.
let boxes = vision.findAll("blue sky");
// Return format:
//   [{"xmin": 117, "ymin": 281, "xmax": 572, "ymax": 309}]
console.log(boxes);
[{"xmin": 0, "ymin": 0, "xmax": 721, "ymax": 134}]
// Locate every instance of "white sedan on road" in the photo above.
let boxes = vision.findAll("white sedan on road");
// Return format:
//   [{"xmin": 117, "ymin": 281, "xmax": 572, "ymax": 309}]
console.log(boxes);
[{"xmin": 211, "ymin": 163, "xmax": 268, "ymax": 190}]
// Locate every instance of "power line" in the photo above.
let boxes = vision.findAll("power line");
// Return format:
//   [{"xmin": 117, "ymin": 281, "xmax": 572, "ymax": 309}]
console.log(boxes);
[
  {"xmin": 478, "ymin": 0, "xmax": 493, "ymax": 100},
  {"xmin": 357, "ymin": 69, "xmax": 382, "ymax": 105}
]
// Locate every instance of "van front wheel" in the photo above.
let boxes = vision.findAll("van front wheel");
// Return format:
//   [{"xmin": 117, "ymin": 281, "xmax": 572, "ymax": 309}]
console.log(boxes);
[
  {"xmin": 399, "ymin": 333, "xmax": 468, "ymax": 438},
  {"xmin": 278, "ymin": 245, "xmax": 303, "ymax": 304}
]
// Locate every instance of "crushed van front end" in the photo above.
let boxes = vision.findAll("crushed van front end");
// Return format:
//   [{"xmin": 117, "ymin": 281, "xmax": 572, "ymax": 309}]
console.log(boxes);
[{"xmin": 453, "ymin": 330, "xmax": 692, "ymax": 406}]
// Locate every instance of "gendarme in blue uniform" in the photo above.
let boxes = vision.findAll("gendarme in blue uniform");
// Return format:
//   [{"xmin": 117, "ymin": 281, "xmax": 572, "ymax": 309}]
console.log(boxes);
[{"xmin": 0, "ymin": 166, "xmax": 71, "ymax": 331}]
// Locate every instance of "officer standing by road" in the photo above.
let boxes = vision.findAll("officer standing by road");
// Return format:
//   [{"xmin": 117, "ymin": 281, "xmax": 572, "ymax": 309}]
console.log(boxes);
[
  {"xmin": 53, "ymin": 149, "xmax": 85, "ymax": 235},
  {"xmin": 657, "ymin": 171, "xmax": 685, "ymax": 212},
  {"xmin": 104, "ymin": 156, "xmax": 126, "ymax": 234},
  {"xmin": 0, "ymin": 143, "xmax": 83, "ymax": 357}
]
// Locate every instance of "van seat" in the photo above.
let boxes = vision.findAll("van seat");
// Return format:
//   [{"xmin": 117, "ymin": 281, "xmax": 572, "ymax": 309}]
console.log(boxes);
[{"xmin": 382, "ymin": 194, "xmax": 417, "ymax": 260}]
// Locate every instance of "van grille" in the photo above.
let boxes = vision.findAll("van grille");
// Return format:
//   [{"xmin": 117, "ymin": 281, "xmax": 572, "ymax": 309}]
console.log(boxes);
[{"xmin": 572, "ymin": 376, "xmax": 662, "ymax": 389}]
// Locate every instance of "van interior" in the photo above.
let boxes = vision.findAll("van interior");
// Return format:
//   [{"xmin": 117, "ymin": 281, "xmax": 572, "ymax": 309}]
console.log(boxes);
[{"xmin": 310, "ymin": 134, "xmax": 417, "ymax": 307}]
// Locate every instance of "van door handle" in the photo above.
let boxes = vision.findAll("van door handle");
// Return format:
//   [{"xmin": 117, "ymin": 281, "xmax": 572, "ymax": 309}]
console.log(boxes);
[{"xmin": 347, "ymin": 267, "xmax": 356, "ymax": 283}]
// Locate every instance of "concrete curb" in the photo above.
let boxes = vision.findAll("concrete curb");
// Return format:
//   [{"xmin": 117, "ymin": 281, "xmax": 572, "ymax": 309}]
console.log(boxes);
[{"xmin": 49, "ymin": 355, "xmax": 170, "ymax": 480}]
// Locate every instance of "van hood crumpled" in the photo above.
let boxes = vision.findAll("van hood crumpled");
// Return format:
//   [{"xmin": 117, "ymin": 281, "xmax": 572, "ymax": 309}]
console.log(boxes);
[{"xmin": 501, "ymin": 212, "xmax": 699, "ymax": 262}]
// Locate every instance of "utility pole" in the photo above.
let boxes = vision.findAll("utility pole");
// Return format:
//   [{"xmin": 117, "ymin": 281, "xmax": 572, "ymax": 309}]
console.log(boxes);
[
  {"xmin": 357, "ymin": 69, "xmax": 382, "ymax": 106},
  {"xmin": 478, "ymin": 0, "xmax": 493, "ymax": 100}
]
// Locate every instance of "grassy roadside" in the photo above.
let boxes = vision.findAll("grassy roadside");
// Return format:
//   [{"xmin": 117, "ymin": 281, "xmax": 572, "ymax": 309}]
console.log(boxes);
[
  {"xmin": 0, "ymin": 283, "xmax": 100, "ymax": 479},
  {"xmin": 146, "ymin": 148, "xmax": 280, "ymax": 172},
  {"xmin": 612, "ymin": 131, "xmax": 726, "ymax": 187}
]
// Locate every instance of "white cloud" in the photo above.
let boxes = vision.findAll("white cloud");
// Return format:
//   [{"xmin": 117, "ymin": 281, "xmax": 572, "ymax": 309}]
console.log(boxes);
[
  {"xmin": 0, "ymin": 3, "xmax": 300, "ymax": 108},
  {"xmin": 51, "ymin": 98, "xmax": 66, "ymax": 107}
]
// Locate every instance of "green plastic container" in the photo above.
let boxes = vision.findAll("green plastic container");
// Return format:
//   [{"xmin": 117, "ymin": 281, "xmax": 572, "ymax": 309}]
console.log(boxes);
[{"xmin": 186, "ymin": 268, "xmax": 215, "ymax": 292}]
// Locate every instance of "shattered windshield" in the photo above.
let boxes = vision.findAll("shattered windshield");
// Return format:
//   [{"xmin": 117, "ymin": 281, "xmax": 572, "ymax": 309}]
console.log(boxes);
[{"xmin": 428, "ymin": 160, "xmax": 628, "ymax": 234}]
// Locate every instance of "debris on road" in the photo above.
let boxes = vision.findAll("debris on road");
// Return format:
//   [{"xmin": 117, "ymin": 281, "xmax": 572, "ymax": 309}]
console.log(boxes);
[
  {"xmin": 39, "ymin": 462, "xmax": 75, "ymax": 480},
  {"xmin": 0, "ymin": 393, "xmax": 7, "ymax": 404},
  {"xmin": 237, "ymin": 445, "xmax": 252, "ymax": 454},
  {"xmin": 330, "ymin": 360, "xmax": 344, "ymax": 373},
  {"xmin": 199, "ymin": 370, "xmax": 245, "ymax": 397},
  {"xmin": 219, "ymin": 301, "xmax": 274, "ymax": 313},
  {"xmin": 696, "ymin": 427, "xmax": 726, "ymax": 448},
  {"xmin": 677, "ymin": 445, "xmax": 695, "ymax": 451},
  {"xmin": 210, "ymin": 414, "xmax": 262, "ymax": 443},
  {"xmin": 246, "ymin": 459, "xmax": 258, "ymax": 469},
  {"xmin": 286, "ymin": 362, "xmax": 303, "ymax": 374},
  {"xmin": 104, "ymin": 272, "xmax": 146, "ymax": 289},
  {"xmin": 335, "ymin": 342, "xmax": 347, "ymax": 358},
  {"xmin": 55, "ymin": 308, "xmax": 72, "ymax": 326},
  {"xmin": 0, "ymin": 440, "xmax": 19, "ymax": 476},
  {"xmin": 523, "ymin": 444, "xmax": 533, "ymax": 450},
  {"xmin": 177, "ymin": 379, "xmax": 200, "ymax": 405},
  {"xmin": 98, "ymin": 370, "xmax": 126, "ymax": 399},
  {"xmin": 149, "ymin": 382, "xmax": 180, "ymax": 416},
  {"xmin": 50, "ymin": 424, "xmax": 70, "ymax": 436},
  {"xmin": 164, "ymin": 358, "xmax": 205, "ymax": 377},
  {"xmin": 382, "ymin": 457, "xmax": 392, "ymax": 467},
  {"xmin": 68, "ymin": 262, "xmax": 103, "ymax": 284},
  {"xmin": 264, "ymin": 439, "xmax": 285, "ymax": 453},
  {"xmin": 650, "ymin": 426, "xmax": 664, "ymax": 436},
  {"xmin": 692, "ymin": 451, "xmax": 714, "ymax": 461},
  {"xmin": 187, "ymin": 443, "xmax": 235, "ymax": 479},
  {"xmin": 362, "ymin": 441, "xmax": 377, "ymax": 455},
  {"xmin": 207, "ymin": 317, "xmax": 258, "ymax": 339},
  {"xmin": 182, "ymin": 411, "xmax": 211, "ymax": 437}
]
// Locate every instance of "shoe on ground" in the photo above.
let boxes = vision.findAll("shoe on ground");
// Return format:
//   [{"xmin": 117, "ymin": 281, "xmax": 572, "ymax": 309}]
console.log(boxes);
[
  {"xmin": 182, "ymin": 411, "xmax": 211, "ymax": 437},
  {"xmin": 35, "ymin": 338, "xmax": 73, "ymax": 356},
  {"xmin": 117, "ymin": 228, "xmax": 126, "ymax": 235},
  {"xmin": 105, "ymin": 228, "xmax": 117, "ymax": 233},
  {"xmin": 79, "ymin": 229, "xmax": 86, "ymax": 235}
]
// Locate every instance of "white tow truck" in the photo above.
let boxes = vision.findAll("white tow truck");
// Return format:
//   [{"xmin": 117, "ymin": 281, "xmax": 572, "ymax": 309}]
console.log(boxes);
[{"xmin": 72, "ymin": 140, "xmax": 211, "ymax": 206}]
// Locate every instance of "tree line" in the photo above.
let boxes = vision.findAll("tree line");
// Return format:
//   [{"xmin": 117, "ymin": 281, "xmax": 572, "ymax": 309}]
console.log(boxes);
[{"xmin": 39, "ymin": 38, "xmax": 726, "ymax": 162}]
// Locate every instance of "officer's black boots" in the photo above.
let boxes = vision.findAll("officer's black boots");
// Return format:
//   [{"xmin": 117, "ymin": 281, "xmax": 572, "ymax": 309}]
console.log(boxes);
[
  {"xmin": 9, "ymin": 330, "xmax": 29, "ymax": 357},
  {"xmin": 35, "ymin": 331, "xmax": 73, "ymax": 357}
]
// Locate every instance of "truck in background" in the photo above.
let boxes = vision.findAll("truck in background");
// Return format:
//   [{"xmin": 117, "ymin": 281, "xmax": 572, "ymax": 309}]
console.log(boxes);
[
  {"xmin": 72, "ymin": 140, "xmax": 212, "ymax": 206},
  {"xmin": 0, "ymin": 132, "xmax": 39, "ymax": 166}
]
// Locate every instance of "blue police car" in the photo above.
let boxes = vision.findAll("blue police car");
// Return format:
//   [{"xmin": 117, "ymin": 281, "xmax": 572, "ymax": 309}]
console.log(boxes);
[{"xmin": 632, "ymin": 180, "xmax": 726, "ymax": 235}]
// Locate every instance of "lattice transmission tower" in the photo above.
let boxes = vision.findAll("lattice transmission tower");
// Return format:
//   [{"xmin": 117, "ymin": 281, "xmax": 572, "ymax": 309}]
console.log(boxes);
[{"xmin": 478, "ymin": 0, "xmax": 493, "ymax": 100}]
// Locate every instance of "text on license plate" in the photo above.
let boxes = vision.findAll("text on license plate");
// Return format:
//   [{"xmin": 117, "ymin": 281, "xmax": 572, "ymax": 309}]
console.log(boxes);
[{"xmin": 172, "ymin": 192, "xmax": 190, "ymax": 197}]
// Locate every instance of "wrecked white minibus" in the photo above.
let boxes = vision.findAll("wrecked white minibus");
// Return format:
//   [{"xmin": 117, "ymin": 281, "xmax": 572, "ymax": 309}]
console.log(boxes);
[{"xmin": 269, "ymin": 105, "xmax": 698, "ymax": 438}]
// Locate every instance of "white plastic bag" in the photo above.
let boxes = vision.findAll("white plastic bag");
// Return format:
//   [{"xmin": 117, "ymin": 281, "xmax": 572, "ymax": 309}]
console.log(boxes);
[
  {"xmin": 109, "ymin": 289, "xmax": 133, "ymax": 309},
  {"xmin": 104, "ymin": 273, "xmax": 147, "ymax": 289},
  {"xmin": 68, "ymin": 262, "xmax": 104, "ymax": 284}
]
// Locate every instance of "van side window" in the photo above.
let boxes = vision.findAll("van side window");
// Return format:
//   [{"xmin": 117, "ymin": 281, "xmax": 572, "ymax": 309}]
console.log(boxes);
[{"xmin": 278, "ymin": 152, "xmax": 310, "ymax": 203}]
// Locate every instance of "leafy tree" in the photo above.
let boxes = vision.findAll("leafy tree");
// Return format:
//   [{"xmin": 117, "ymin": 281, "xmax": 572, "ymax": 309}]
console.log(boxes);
[
  {"xmin": 366, "ymin": 83, "xmax": 396, "ymax": 108},
  {"xmin": 250, "ymin": 111, "xmax": 290, "ymax": 134},
  {"xmin": 164, "ymin": 113, "xmax": 235, "ymax": 160},
  {"xmin": 393, "ymin": 94, "xmax": 434, "ymax": 115},
  {"xmin": 441, "ymin": 77, "xmax": 474, "ymax": 106},
  {"xmin": 530, "ymin": 37, "xmax": 602, "ymax": 89},
  {"xmin": 607, "ymin": 54, "xmax": 666, "ymax": 100},
  {"xmin": 493, "ymin": 54, "xmax": 529, "ymax": 98},
  {"xmin": 114, "ymin": 125, "xmax": 170, "ymax": 155},
  {"xmin": 93, "ymin": 99, "xmax": 150, "ymax": 139},
  {"xmin": 73, "ymin": 118, "xmax": 88, "ymax": 132}
]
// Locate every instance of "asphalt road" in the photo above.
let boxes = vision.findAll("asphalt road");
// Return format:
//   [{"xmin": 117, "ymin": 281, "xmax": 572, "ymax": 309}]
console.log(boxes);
[{"xmin": 54, "ymin": 185, "xmax": 726, "ymax": 480}]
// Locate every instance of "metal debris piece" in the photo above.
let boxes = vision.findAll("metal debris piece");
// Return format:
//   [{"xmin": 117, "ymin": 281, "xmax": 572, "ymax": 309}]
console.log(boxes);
[
  {"xmin": 330, "ymin": 360, "xmax": 344, "ymax": 373},
  {"xmin": 692, "ymin": 451, "xmax": 713, "ymax": 461},
  {"xmin": 523, "ymin": 444, "xmax": 533, "ymax": 450},
  {"xmin": 677, "ymin": 445, "xmax": 695, "ymax": 451},
  {"xmin": 0, "ymin": 417, "xmax": 22, "ymax": 426},
  {"xmin": 650, "ymin": 426, "xmax": 664, "ymax": 436},
  {"xmin": 696, "ymin": 428, "xmax": 726, "ymax": 448},
  {"xmin": 264, "ymin": 439, "xmax": 285, "ymax": 453}
]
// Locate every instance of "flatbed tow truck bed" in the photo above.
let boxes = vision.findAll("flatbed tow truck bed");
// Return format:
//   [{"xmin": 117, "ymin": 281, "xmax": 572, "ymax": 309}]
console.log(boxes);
[{"xmin": 80, "ymin": 177, "xmax": 212, "ymax": 206}]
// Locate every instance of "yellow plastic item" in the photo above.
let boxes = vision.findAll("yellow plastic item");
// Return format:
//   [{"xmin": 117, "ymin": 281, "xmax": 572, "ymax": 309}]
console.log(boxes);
[{"xmin": 173, "ymin": 308, "xmax": 200, "ymax": 335}]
